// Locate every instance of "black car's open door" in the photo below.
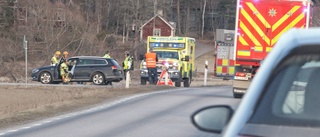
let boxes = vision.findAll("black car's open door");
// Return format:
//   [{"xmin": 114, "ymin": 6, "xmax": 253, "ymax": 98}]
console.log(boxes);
[{"xmin": 68, "ymin": 64, "xmax": 75, "ymax": 79}]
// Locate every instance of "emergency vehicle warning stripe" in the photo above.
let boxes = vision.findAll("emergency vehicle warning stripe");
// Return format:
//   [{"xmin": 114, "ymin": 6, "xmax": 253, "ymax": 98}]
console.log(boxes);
[
  {"xmin": 237, "ymin": 50, "xmax": 250, "ymax": 56},
  {"xmin": 266, "ymin": 47, "xmax": 272, "ymax": 52},
  {"xmin": 272, "ymin": 6, "xmax": 301, "ymax": 32},
  {"xmin": 241, "ymin": 8, "xmax": 270, "ymax": 45},
  {"xmin": 254, "ymin": 46, "xmax": 263, "ymax": 52},
  {"xmin": 216, "ymin": 66, "xmax": 222, "ymax": 74},
  {"xmin": 229, "ymin": 67, "xmax": 235, "ymax": 75},
  {"xmin": 272, "ymin": 13, "xmax": 305, "ymax": 45},
  {"xmin": 240, "ymin": 21, "xmax": 262, "ymax": 46},
  {"xmin": 246, "ymin": 2, "xmax": 271, "ymax": 28},
  {"xmin": 239, "ymin": 35, "xmax": 249, "ymax": 46},
  {"xmin": 222, "ymin": 59, "xmax": 229, "ymax": 66}
]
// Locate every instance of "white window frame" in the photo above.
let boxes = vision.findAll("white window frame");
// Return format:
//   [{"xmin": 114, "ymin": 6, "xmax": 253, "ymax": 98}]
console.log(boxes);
[{"xmin": 153, "ymin": 29, "xmax": 161, "ymax": 36}]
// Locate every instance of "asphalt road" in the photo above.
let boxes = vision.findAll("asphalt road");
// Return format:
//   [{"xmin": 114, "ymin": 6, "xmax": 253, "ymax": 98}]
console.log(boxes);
[
  {"xmin": 0, "ymin": 86, "xmax": 240, "ymax": 137},
  {"xmin": 195, "ymin": 40, "xmax": 214, "ymax": 58}
]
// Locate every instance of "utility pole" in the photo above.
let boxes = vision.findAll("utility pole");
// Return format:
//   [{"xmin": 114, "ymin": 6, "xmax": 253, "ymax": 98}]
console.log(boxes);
[{"xmin": 23, "ymin": 35, "xmax": 28, "ymax": 85}]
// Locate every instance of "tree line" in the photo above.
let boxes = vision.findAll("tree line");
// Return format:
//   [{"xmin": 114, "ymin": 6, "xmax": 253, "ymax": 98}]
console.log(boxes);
[{"xmin": 0, "ymin": 0, "xmax": 318, "ymax": 82}]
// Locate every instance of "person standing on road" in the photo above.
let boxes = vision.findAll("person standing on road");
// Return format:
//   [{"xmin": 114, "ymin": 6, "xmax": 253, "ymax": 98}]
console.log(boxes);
[
  {"xmin": 51, "ymin": 51, "xmax": 61, "ymax": 66},
  {"xmin": 145, "ymin": 48, "xmax": 158, "ymax": 85},
  {"xmin": 123, "ymin": 51, "xmax": 133, "ymax": 80}
]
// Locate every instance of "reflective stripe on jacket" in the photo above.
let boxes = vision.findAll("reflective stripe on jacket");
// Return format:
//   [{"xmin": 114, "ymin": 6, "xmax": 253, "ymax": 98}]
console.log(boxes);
[{"xmin": 145, "ymin": 52, "xmax": 157, "ymax": 68}]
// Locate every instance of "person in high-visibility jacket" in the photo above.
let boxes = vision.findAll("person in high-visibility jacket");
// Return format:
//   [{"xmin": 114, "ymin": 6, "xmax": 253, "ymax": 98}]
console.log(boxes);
[
  {"xmin": 51, "ymin": 51, "xmax": 61, "ymax": 66},
  {"xmin": 145, "ymin": 48, "xmax": 158, "ymax": 85},
  {"xmin": 61, "ymin": 51, "xmax": 68, "ymax": 63},
  {"xmin": 123, "ymin": 51, "xmax": 133, "ymax": 80},
  {"xmin": 103, "ymin": 50, "xmax": 111, "ymax": 58},
  {"xmin": 60, "ymin": 59, "xmax": 70, "ymax": 84}
]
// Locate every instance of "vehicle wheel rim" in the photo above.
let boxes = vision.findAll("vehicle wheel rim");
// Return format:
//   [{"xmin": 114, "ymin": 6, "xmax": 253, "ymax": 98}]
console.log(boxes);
[
  {"xmin": 93, "ymin": 74, "xmax": 103, "ymax": 84},
  {"xmin": 40, "ymin": 73, "xmax": 51, "ymax": 83}
]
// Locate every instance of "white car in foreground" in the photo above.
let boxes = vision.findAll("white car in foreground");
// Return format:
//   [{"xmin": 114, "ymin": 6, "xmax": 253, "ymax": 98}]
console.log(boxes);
[{"xmin": 191, "ymin": 28, "xmax": 320, "ymax": 137}]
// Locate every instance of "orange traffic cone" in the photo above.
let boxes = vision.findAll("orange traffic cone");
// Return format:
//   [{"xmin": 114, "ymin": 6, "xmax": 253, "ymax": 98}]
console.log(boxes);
[{"xmin": 157, "ymin": 70, "xmax": 173, "ymax": 86}]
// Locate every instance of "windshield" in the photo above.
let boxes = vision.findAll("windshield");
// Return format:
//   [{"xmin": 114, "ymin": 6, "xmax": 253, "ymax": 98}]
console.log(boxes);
[
  {"xmin": 154, "ymin": 51, "xmax": 179, "ymax": 60},
  {"xmin": 150, "ymin": 42, "xmax": 185, "ymax": 49}
]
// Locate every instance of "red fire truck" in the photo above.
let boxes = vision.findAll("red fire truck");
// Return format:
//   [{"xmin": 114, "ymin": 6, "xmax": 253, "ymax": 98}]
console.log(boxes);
[
  {"xmin": 214, "ymin": 29, "xmax": 235, "ymax": 77},
  {"xmin": 232, "ymin": 0, "xmax": 313, "ymax": 98}
]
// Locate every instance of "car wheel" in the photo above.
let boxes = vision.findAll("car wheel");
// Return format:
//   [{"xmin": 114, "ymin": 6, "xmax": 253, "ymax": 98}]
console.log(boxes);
[
  {"xmin": 92, "ymin": 72, "xmax": 105, "ymax": 85},
  {"xmin": 175, "ymin": 70, "xmax": 182, "ymax": 87},
  {"xmin": 183, "ymin": 78, "xmax": 190, "ymax": 87},
  {"xmin": 39, "ymin": 71, "xmax": 53, "ymax": 84}
]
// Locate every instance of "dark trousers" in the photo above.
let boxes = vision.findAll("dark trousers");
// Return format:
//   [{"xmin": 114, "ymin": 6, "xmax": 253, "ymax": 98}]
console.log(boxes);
[{"xmin": 148, "ymin": 68, "xmax": 158, "ymax": 85}]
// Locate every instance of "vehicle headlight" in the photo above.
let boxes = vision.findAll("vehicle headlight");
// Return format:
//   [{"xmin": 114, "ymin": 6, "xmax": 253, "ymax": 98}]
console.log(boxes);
[
  {"xmin": 172, "ymin": 62, "xmax": 179, "ymax": 70},
  {"xmin": 32, "ymin": 69, "xmax": 39, "ymax": 73}
]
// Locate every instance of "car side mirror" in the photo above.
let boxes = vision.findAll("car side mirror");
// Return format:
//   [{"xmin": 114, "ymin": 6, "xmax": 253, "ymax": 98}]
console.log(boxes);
[
  {"xmin": 191, "ymin": 105, "xmax": 233, "ymax": 133},
  {"xmin": 139, "ymin": 55, "xmax": 144, "ymax": 60},
  {"xmin": 184, "ymin": 56, "xmax": 190, "ymax": 61}
]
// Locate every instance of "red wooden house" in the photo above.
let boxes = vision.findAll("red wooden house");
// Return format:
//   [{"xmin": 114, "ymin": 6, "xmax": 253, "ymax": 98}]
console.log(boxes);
[{"xmin": 140, "ymin": 14, "xmax": 175, "ymax": 41}]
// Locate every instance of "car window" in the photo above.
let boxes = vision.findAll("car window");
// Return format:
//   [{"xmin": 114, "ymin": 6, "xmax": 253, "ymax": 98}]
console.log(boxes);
[
  {"xmin": 249, "ymin": 54, "xmax": 320, "ymax": 127},
  {"xmin": 68, "ymin": 58, "xmax": 78, "ymax": 66},
  {"xmin": 155, "ymin": 51, "xmax": 179, "ymax": 59},
  {"xmin": 110, "ymin": 59, "xmax": 121, "ymax": 67},
  {"xmin": 78, "ymin": 59, "xmax": 107, "ymax": 65}
]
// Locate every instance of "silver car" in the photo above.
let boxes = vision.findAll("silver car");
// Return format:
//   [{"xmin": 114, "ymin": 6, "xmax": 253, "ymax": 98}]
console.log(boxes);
[{"xmin": 191, "ymin": 28, "xmax": 320, "ymax": 136}]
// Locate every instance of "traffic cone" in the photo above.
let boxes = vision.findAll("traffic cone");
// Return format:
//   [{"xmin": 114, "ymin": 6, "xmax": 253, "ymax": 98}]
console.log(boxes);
[{"xmin": 157, "ymin": 70, "xmax": 173, "ymax": 86}]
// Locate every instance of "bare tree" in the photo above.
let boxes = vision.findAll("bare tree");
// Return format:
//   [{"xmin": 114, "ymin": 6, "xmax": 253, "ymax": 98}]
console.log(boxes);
[
  {"xmin": 176, "ymin": 0, "xmax": 181, "ymax": 35},
  {"xmin": 201, "ymin": 0, "xmax": 206, "ymax": 38}
]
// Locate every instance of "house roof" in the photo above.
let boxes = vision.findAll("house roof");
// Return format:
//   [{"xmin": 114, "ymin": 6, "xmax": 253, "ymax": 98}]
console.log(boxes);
[{"xmin": 140, "ymin": 14, "xmax": 174, "ymax": 30}]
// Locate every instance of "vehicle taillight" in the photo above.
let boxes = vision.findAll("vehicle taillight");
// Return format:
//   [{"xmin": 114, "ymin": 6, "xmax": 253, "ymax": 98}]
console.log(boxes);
[
  {"xmin": 236, "ymin": 72, "xmax": 246, "ymax": 77},
  {"xmin": 112, "ymin": 66, "xmax": 117, "ymax": 70}
]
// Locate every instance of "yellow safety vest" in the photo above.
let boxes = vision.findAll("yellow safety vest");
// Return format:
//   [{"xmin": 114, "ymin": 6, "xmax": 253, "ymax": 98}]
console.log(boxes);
[
  {"xmin": 103, "ymin": 54, "xmax": 111, "ymax": 58},
  {"xmin": 51, "ymin": 56, "xmax": 59, "ymax": 65},
  {"xmin": 124, "ymin": 56, "xmax": 133, "ymax": 69},
  {"xmin": 60, "ymin": 62, "xmax": 68, "ymax": 75}
]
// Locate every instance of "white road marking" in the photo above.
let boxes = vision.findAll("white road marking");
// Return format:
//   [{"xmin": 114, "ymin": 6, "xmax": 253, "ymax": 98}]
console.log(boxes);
[
  {"xmin": 7, "ymin": 130, "xmax": 18, "ymax": 133},
  {"xmin": 32, "ymin": 124, "xmax": 42, "ymax": 126},
  {"xmin": 21, "ymin": 127, "xmax": 31, "ymax": 129}
]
